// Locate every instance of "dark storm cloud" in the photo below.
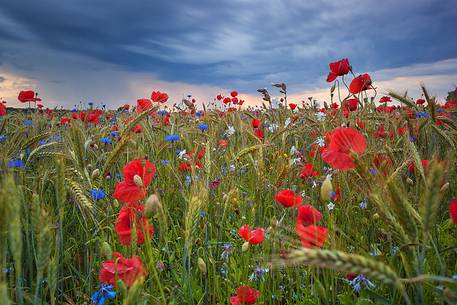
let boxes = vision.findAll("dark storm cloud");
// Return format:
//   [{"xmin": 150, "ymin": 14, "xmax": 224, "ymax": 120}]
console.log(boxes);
[{"xmin": 0, "ymin": 0, "xmax": 456, "ymax": 94}]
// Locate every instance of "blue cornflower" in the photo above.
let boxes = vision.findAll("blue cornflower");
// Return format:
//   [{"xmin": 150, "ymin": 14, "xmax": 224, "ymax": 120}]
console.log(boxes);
[
  {"xmin": 0, "ymin": 135, "xmax": 8, "ymax": 142},
  {"xmin": 8, "ymin": 159, "xmax": 25, "ymax": 168},
  {"xmin": 38, "ymin": 140, "xmax": 47, "ymax": 146},
  {"xmin": 452, "ymin": 274, "xmax": 457, "ymax": 281},
  {"xmin": 359, "ymin": 198, "xmax": 368, "ymax": 209},
  {"xmin": 249, "ymin": 265, "xmax": 270, "ymax": 281},
  {"xmin": 184, "ymin": 175, "xmax": 192, "ymax": 186},
  {"xmin": 160, "ymin": 159, "xmax": 171, "ymax": 165},
  {"xmin": 71, "ymin": 108, "xmax": 77, "ymax": 112},
  {"xmin": 165, "ymin": 134, "xmax": 179, "ymax": 142},
  {"xmin": 200, "ymin": 211, "xmax": 205, "ymax": 217},
  {"xmin": 198, "ymin": 123, "xmax": 208, "ymax": 131},
  {"xmin": 23, "ymin": 120, "xmax": 32, "ymax": 126},
  {"xmin": 91, "ymin": 284, "xmax": 116, "ymax": 305},
  {"xmin": 416, "ymin": 112, "xmax": 430, "ymax": 118},
  {"xmin": 369, "ymin": 168, "xmax": 377, "ymax": 175},
  {"xmin": 196, "ymin": 111, "xmax": 204, "ymax": 117},
  {"xmin": 90, "ymin": 189, "xmax": 106, "ymax": 201},
  {"xmin": 101, "ymin": 137, "xmax": 112, "ymax": 144},
  {"xmin": 409, "ymin": 135, "xmax": 417, "ymax": 142},
  {"xmin": 436, "ymin": 108, "xmax": 444, "ymax": 113},
  {"xmin": 349, "ymin": 274, "xmax": 376, "ymax": 293},
  {"xmin": 110, "ymin": 131, "xmax": 119, "ymax": 137},
  {"xmin": 330, "ymin": 191, "xmax": 336, "ymax": 201},
  {"xmin": 221, "ymin": 243, "xmax": 233, "ymax": 261},
  {"xmin": 158, "ymin": 110, "xmax": 168, "ymax": 116},
  {"xmin": 390, "ymin": 245, "xmax": 400, "ymax": 256}
]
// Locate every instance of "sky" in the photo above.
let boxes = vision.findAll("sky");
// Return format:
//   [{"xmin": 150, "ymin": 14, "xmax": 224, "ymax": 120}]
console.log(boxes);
[{"xmin": 0, "ymin": 0, "xmax": 456, "ymax": 109}]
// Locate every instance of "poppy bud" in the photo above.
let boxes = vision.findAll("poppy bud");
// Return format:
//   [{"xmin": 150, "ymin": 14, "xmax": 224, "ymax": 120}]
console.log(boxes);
[
  {"xmin": 145, "ymin": 194, "xmax": 161, "ymax": 218},
  {"xmin": 440, "ymin": 182, "xmax": 449, "ymax": 192},
  {"xmin": 91, "ymin": 168, "xmax": 100, "ymax": 180},
  {"xmin": 197, "ymin": 257, "xmax": 207, "ymax": 274},
  {"xmin": 373, "ymin": 213, "xmax": 380, "ymax": 220},
  {"xmin": 320, "ymin": 175, "xmax": 333, "ymax": 202},
  {"xmin": 242, "ymin": 241, "xmax": 250, "ymax": 252},
  {"xmin": 133, "ymin": 174, "xmax": 143, "ymax": 187},
  {"xmin": 101, "ymin": 241, "xmax": 112, "ymax": 259}
]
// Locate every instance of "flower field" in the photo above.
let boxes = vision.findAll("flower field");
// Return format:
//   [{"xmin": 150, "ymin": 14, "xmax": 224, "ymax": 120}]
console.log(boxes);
[{"xmin": 0, "ymin": 59, "xmax": 457, "ymax": 305}]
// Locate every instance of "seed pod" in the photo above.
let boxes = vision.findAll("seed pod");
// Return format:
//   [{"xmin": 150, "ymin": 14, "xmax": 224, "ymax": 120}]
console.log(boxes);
[
  {"xmin": 321, "ymin": 175, "xmax": 333, "ymax": 202},
  {"xmin": 91, "ymin": 168, "xmax": 100, "ymax": 180},
  {"xmin": 101, "ymin": 241, "xmax": 112, "ymax": 259},
  {"xmin": 242, "ymin": 241, "xmax": 250, "ymax": 252},
  {"xmin": 145, "ymin": 194, "xmax": 161, "ymax": 218},
  {"xmin": 197, "ymin": 257, "xmax": 207, "ymax": 274},
  {"xmin": 133, "ymin": 175, "xmax": 143, "ymax": 187}
]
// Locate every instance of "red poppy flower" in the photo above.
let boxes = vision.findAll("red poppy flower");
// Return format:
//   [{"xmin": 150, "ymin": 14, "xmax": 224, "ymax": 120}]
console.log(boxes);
[
  {"xmin": 137, "ymin": 99, "xmax": 153, "ymax": 113},
  {"xmin": 223, "ymin": 97, "xmax": 231, "ymax": 104},
  {"xmin": 37, "ymin": 104, "xmax": 44, "ymax": 109},
  {"xmin": 289, "ymin": 103, "xmax": 297, "ymax": 110},
  {"xmin": 0, "ymin": 103, "xmax": 6, "ymax": 116},
  {"xmin": 99, "ymin": 252, "xmax": 147, "ymax": 287},
  {"xmin": 397, "ymin": 127, "xmax": 407, "ymax": 135},
  {"xmin": 216, "ymin": 94, "xmax": 223, "ymax": 101},
  {"xmin": 444, "ymin": 100, "xmax": 457, "ymax": 110},
  {"xmin": 238, "ymin": 225, "xmax": 264, "ymax": 245},
  {"xmin": 218, "ymin": 139, "xmax": 228, "ymax": 148},
  {"xmin": 342, "ymin": 98, "xmax": 358, "ymax": 111},
  {"xmin": 274, "ymin": 189, "xmax": 302, "ymax": 208},
  {"xmin": 18, "ymin": 90, "xmax": 41, "ymax": 103},
  {"xmin": 113, "ymin": 159, "xmax": 156, "ymax": 203},
  {"xmin": 238, "ymin": 100, "xmax": 245, "ymax": 106},
  {"xmin": 151, "ymin": 91, "xmax": 168, "ymax": 103},
  {"xmin": 178, "ymin": 161, "xmax": 192, "ymax": 173},
  {"xmin": 356, "ymin": 118, "xmax": 365, "ymax": 130},
  {"xmin": 299, "ymin": 163, "xmax": 320, "ymax": 179},
  {"xmin": 449, "ymin": 199, "xmax": 457, "ymax": 225},
  {"xmin": 231, "ymin": 97, "xmax": 238, "ymax": 104},
  {"xmin": 377, "ymin": 105, "xmax": 395, "ymax": 113},
  {"xmin": 349, "ymin": 74, "xmax": 372, "ymax": 95},
  {"xmin": 87, "ymin": 109, "xmax": 103, "ymax": 124},
  {"xmin": 230, "ymin": 286, "xmax": 260, "ymax": 305},
  {"xmin": 251, "ymin": 119, "xmax": 261, "ymax": 129},
  {"xmin": 132, "ymin": 124, "xmax": 143, "ymax": 133},
  {"xmin": 416, "ymin": 99, "xmax": 425, "ymax": 105},
  {"xmin": 297, "ymin": 205, "xmax": 322, "ymax": 226},
  {"xmin": 254, "ymin": 128, "xmax": 264, "ymax": 140},
  {"xmin": 295, "ymin": 223, "xmax": 327, "ymax": 248},
  {"xmin": 326, "ymin": 58, "xmax": 351, "ymax": 82},
  {"xmin": 115, "ymin": 203, "xmax": 153, "ymax": 245},
  {"xmin": 379, "ymin": 96, "xmax": 392, "ymax": 103},
  {"xmin": 322, "ymin": 127, "xmax": 366, "ymax": 170},
  {"xmin": 230, "ymin": 91, "xmax": 238, "ymax": 97},
  {"xmin": 123, "ymin": 104, "xmax": 130, "ymax": 110},
  {"xmin": 60, "ymin": 117, "xmax": 71, "ymax": 125},
  {"xmin": 373, "ymin": 124, "xmax": 387, "ymax": 139},
  {"xmin": 408, "ymin": 160, "xmax": 428, "ymax": 174}
]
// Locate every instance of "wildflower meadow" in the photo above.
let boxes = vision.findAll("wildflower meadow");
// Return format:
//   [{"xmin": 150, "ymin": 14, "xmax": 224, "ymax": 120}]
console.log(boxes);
[{"xmin": 1, "ymin": 59, "xmax": 457, "ymax": 305}]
